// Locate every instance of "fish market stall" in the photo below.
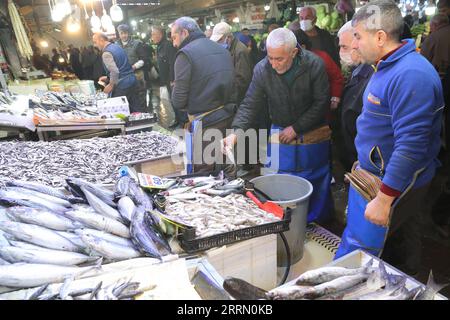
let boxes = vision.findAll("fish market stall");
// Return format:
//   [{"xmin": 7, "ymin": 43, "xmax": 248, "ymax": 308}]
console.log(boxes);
[
  {"xmin": 0, "ymin": 257, "xmax": 226, "ymax": 300},
  {"xmin": 0, "ymin": 131, "xmax": 180, "ymax": 187}
]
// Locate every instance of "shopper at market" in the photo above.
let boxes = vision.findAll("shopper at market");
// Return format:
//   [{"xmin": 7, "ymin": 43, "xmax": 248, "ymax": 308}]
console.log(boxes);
[
  {"xmin": 295, "ymin": 29, "xmax": 344, "ymax": 117},
  {"xmin": 170, "ymin": 16, "xmax": 236, "ymax": 175},
  {"xmin": 81, "ymin": 45, "xmax": 97, "ymax": 81},
  {"xmin": 335, "ymin": 21, "xmax": 374, "ymax": 172},
  {"xmin": 51, "ymin": 48, "xmax": 65, "ymax": 71},
  {"xmin": 68, "ymin": 45, "xmax": 83, "ymax": 79},
  {"xmin": 210, "ymin": 22, "xmax": 253, "ymax": 105},
  {"xmin": 92, "ymin": 46, "xmax": 106, "ymax": 89},
  {"xmin": 421, "ymin": 14, "xmax": 450, "ymax": 79},
  {"xmin": 92, "ymin": 32, "xmax": 141, "ymax": 113},
  {"xmin": 116, "ymin": 24, "xmax": 148, "ymax": 113},
  {"xmin": 438, "ymin": 0, "xmax": 450, "ymax": 20},
  {"xmin": 152, "ymin": 25, "xmax": 185, "ymax": 127},
  {"xmin": 259, "ymin": 24, "xmax": 280, "ymax": 59},
  {"xmin": 296, "ymin": 6, "xmax": 340, "ymax": 66},
  {"xmin": 32, "ymin": 48, "xmax": 51, "ymax": 75},
  {"xmin": 222, "ymin": 28, "xmax": 333, "ymax": 223},
  {"xmin": 421, "ymin": 13, "xmax": 450, "ymax": 235},
  {"xmin": 334, "ymin": 0, "xmax": 444, "ymax": 277}
]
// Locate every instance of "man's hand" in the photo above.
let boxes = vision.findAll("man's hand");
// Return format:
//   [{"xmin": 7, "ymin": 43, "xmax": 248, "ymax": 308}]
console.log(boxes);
[
  {"xmin": 279, "ymin": 126, "xmax": 297, "ymax": 144},
  {"xmin": 103, "ymin": 83, "xmax": 114, "ymax": 94},
  {"xmin": 99, "ymin": 76, "xmax": 107, "ymax": 82},
  {"xmin": 364, "ymin": 192, "xmax": 395, "ymax": 227},
  {"xmin": 330, "ymin": 101, "xmax": 339, "ymax": 110},
  {"xmin": 132, "ymin": 65, "xmax": 136, "ymax": 71},
  {"xmin": 221, "ymin": 133, "xmax": 237, "ymax": 154}
]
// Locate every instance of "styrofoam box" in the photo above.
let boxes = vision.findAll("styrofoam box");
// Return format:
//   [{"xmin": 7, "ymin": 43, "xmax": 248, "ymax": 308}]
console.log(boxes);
[
  {"xmin": 96, "ymin": 96, "xmax": 130, "ymax": 118},
  {"xmin": 328, "ymin": 249, "xmax": 447, "ymax": 300},
  {"xmin": 204, "ymin": 234, "xmax": 277, "ymax": 291}
]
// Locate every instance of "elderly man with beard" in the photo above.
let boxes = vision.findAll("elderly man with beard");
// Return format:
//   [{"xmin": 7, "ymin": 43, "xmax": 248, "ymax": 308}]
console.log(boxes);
[{"xmin": 336, "ymin": 21, "xmax": 374, "ymax": 172}]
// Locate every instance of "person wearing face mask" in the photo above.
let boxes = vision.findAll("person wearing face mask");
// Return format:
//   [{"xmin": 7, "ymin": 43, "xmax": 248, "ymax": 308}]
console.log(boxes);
[
  {"xmin": 170, "ymin": 17, "xmax": 236, "ymax": 175},
  {"xmin": 210, "ymin": 22, "xmax": 253, "ymax": 105},
  {"xmin": 336, "ymin": 21, "xmax": 374, "ymax": 172},
  {"xmin": 222, "ymin": 28, "xmax": 333, "ymax": 223},
  {"xmin": 296, "ymin": 6, "xmax": 341, "ymax": 66}
]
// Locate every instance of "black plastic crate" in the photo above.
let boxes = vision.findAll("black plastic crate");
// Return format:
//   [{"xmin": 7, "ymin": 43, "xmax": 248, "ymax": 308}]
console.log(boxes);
[{"xmin": 178, "ymin": 208, "xmax": 292, "ymax": 253}]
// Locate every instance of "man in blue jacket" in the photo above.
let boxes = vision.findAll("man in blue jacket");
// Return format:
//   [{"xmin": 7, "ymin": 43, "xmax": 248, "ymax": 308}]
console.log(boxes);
[{"xmin": 335, "ymin": 0, "xmax": 444, "ymax": 276}]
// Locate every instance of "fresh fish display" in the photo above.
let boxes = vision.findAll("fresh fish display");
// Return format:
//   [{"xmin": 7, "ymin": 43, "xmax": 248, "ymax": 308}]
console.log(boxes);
[
  {"xmin": 295, "ymin": 265, "xmax": 369, "ymax": 286},
  {"xmin": 117, "ymin": 196, "xmax": 136, "ymax": 224},
  {"xmin": 223, "ymin": 277, "xmax": 267, "ymax": 300},
  {"xmin": 80, "ymin": 187, "xmax": 123, "ymax": 223},
  {"xmin": 0, "ymin": 246, "xmax": 99, "ymax": 266},
  {"xmin": 0, "ymin": 132, "xmax": 178, "ymax": 187},
  {"xmin": 130, "ymin": 207, "xmax": 171, "ymax": 259},
  {"xmin": 0, "ymin": 221, "xmax": 81, "ymax": 252},
  {"xmin": 79, "ymin": 233, "xmax": 141, "ymax": 261},
  {"xmin": 0, "ymin": 189, "xmax": 69, "ymax": 213},
  {"xmin": 67, "ymin": 178, "xmax": 116, "ymax": 208},
  {"xmin": 5, "ymin": 207, "xmax": 83, "ymax": 231},
  {"xmin": 5, "ymin": 180, "xmax": 81, "ymax": 203},
  {"xmin": 225, "ymin": 260, "xmax": 446, "ymax": 300},
  {"xmin": 63, "ymin": 207, "xmax": 130, "ymax": 238},
  {"xmin": 414, "ymin": 271, "xmax": 449, "ymax": 300},
  {"xmin": 75, "ymin": 229, "xmax": 134, "ymax": 248},
  {"xmin": 164, "ymin": 193, "xmax": 280, "ymax": 238},
  {"xmin": 0, "ymin": 260, "xmax": 101, "ymax": 288}
]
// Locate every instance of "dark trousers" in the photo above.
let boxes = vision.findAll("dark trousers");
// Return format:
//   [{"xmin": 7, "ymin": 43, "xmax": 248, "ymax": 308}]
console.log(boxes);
[
  {"xmin": 112, "ymin": 85, "xmax": 145, "ymax": 113},
  {"xmin": 381, "ymin": 183, "xmax": 430, "ymax": 276}
]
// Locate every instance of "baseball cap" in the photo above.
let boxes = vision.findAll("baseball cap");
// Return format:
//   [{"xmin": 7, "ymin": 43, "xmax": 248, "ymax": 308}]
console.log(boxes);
[
  {"xmin": 210, "ymin": 22, "xmax": 232, "ymax": 42},
  {"xmin": 117, "ymin": 24, "xmax": 131, "ymax": 33}
]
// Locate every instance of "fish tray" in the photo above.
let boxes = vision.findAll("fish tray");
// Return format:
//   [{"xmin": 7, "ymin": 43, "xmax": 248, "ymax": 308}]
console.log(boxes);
[{"xmin": 178, "ymin": 208, "xmax": 292, "ymax": 253}]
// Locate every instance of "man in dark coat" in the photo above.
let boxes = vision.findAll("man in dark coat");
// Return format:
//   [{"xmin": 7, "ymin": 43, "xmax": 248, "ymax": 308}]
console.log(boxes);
[
  {"xmin": 296, "ymin": 6, "xmax": 340, "ymax": 66},
  {"xmin": 170, "ymin": 17, "xmax": 236, "ymax": 174}
]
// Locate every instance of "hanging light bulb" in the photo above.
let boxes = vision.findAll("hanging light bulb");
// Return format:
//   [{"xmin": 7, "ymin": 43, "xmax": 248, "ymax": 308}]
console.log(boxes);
[
  {"xmin": 40, "ymin": 40, "xmax": 49, "ymax": 48},
  {"xmin": 141, "ymin": 32, "xmax": 147, "ymax": 39},
  {"xmin": 67, "ymin": 15, "xmax": 81, "ymax": 33},
  {"xmin": 99, "ymin": 0, "xmax": 113, "ymax": 30},
  {"xmin": 110, "ymin": 0, "xmax": 123, "ymax": 22},
  {"xmin": 232, "ymin": 17, "xmax": 240, "ymax": 23},
  {"xmin": 90, "ymin": 5, "xmax": 101, "ymax": 30},
  {"xmin": 425, "ymin": 2, "xmax": 436, "ymax": 15}
]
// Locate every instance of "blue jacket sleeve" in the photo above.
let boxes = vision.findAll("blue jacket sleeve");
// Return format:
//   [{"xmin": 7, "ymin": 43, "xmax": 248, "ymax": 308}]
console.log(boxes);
[{"xmin": 382, "ymin": 69, "xmax": 443, "ymax": 192}]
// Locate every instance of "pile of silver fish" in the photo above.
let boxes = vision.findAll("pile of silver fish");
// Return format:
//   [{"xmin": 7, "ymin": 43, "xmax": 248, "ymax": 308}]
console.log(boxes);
[
  {"xmin": 24, "ymin": 277, "xmax": 153, "ymax": 300},
  {"xmin": 223, "ymin": 260, "xmax": 448, "ymax": 300},
  {"xmin": 30, "ymin": 91, "xmax": 109, "ymax": 122},
  {"xmin": 0, "ymin": 177, "xmax": 173, "ymax": 291},
  {"xmin": 164, "ymin": 193, "xmax": 280, "ymax": 239},
  {"xmin": 0, "ymin": 132, "xmax": 178, "ymax": 187}
]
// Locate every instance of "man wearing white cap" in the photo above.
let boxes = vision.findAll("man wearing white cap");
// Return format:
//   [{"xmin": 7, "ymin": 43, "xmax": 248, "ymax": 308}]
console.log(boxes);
[{"xmin": 210, "ymin": 22, "xmax": 253, "ymax": 105}]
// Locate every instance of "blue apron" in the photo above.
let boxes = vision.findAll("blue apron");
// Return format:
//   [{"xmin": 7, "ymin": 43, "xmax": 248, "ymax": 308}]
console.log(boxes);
[
  {"xmin": 334, "ymin": 167, "xmax": 424, "ymax": 259},
  {"xmin": 334, "ymin": 185, "xmax": 387, "ymax": 259},
  {"xmin": 266, "ymin": 125, "xmax": 333, "ymax": 223}
]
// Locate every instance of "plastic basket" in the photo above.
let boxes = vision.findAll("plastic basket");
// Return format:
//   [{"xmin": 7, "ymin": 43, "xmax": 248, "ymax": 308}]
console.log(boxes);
[{"xmin": 178, "ymin": 208, "xmax": 292, "ymax": 253}]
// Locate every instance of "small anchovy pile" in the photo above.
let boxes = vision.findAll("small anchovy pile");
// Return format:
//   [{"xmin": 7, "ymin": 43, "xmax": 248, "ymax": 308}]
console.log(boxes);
[
  {"xmin": 0, "ymin": 132, "xmax": 178, "ymax": 187},
  {"xmin": 223, "ymin": 260, "xmax": 447, "ymax": 300},
  {"xmin": 164, "ymin": 193, "xmax": 280, "ymax": 239}
]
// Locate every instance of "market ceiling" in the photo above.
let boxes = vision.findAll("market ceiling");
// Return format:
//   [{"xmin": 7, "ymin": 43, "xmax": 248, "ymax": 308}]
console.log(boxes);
[{"xmin": 13, "ymin": 0, "xmax": 270, "ymax": 27}]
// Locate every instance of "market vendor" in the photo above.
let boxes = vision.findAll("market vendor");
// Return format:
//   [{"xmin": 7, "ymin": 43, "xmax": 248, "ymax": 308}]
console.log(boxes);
[
  {"xmin": 170, "ymin": 17, "xmax": 236, "ymax": 175},
  {"xmin": 92, "ymin": 32, "xmax": 140, "ymax": 113},
  {"xmin": 116, "ymin": 24, "xmax": 148, "ymax": 113},
  {"xmin": 222, "ymin": 28, "xmax": 333, "ymax": 223},
  {"xmin": 334, "ymin": 0, "xmax": 444, "ymax": 277}
]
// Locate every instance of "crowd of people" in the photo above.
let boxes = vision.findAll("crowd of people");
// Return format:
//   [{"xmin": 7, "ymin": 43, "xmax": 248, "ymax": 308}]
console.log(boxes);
[{"xmin": 29, "ymin": 0, "xmax": 450, "ymax": 277}]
